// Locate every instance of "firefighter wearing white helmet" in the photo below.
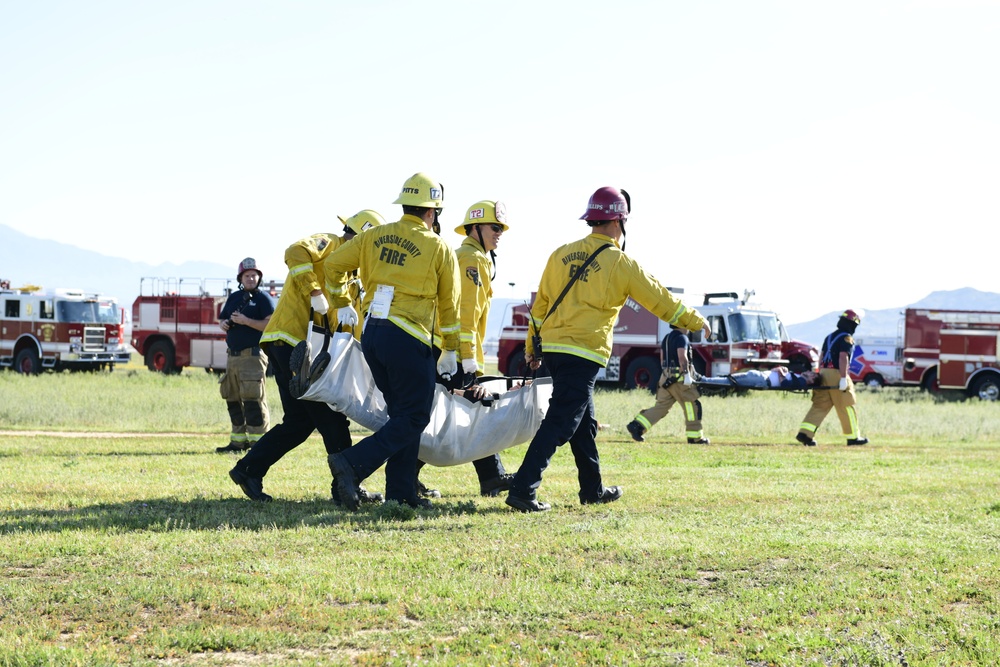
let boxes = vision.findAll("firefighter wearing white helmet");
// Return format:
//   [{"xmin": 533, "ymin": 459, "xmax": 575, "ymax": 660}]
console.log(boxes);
[
  {"xmin": 216, "ymin": 257, "xmax": 275, "ymax": 453},
  {"xmin": 228, "ymin": 211, "xmax": 386, "ymax": 505},
  {"xmin": 505, "ymin": 186, "xmax": 710, "ymax": 513},
  {"xmin": 326, "ymin": 172, "xmax": 460, "ymax": 510},
  {"xmin": 797, "ymin": 309, "xmax": 869, "ymax": 447}
]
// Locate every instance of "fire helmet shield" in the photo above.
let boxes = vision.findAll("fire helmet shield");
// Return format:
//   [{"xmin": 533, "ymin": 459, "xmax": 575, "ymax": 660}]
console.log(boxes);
[{"xmin": 455, "ymin": 200, "xmax": 510, "ymax": 235}]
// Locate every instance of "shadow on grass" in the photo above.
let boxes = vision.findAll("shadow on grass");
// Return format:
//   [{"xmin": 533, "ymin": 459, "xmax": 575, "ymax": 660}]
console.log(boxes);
[{"xmin": 0, "ymin": 496, "xmax": 519, "ymax": 535}]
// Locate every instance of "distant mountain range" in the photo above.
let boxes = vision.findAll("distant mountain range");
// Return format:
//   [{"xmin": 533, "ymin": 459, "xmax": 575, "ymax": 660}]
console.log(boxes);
[
  {"xmin": 3, "ymin": 224, "xmax": 998, "ymax": 352},
  {"xmin": 1, "ymin": 224, "xmax": 234, "ymax": 306}
]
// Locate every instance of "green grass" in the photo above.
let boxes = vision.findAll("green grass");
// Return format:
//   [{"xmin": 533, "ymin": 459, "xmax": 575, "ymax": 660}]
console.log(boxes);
[{"xmin": 1, "ymin": 370, "xmax": 999, "ymax": 665}]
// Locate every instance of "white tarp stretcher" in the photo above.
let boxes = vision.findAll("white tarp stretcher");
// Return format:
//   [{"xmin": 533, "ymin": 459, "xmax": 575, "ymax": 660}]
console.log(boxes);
[{"xmin": 296, "ymin": 327, "xmax": 552, "ymax": 467}]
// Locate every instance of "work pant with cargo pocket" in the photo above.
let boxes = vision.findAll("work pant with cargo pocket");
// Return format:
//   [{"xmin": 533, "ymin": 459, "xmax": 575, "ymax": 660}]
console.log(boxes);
[
  {"xmin": 632, "ymin": 369, "xmax": 705, "ymax": 441},
  {"xmin": 220, "ymin": 347, "xmax": 270, "ymax": 447},
  {"xmin": 798, "ymin": 368, "xmax": 861, "ymax": 441}
]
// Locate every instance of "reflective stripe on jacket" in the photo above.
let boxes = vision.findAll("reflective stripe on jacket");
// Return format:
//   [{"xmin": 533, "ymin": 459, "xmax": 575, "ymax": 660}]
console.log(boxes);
[
  {"xmin": 325, "ymin": 214, "xmax": 460, "ymax": 349},
  {"xmin": 456, "ymin": 236, "xmax": 492, "ymax": 367},
  {"xmin": 260, "ymin": 233, "xmax": 346, "ymax": 347}
]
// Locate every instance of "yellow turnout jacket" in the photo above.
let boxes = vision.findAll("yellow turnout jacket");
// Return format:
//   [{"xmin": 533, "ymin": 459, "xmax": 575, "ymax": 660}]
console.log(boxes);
[
  {"xmin": 325, "ymin": 214, "xmax": 460, "ymax": 350},
  {"xmin": 455, "ymin": 236, "xmax": 493, "ymax": 369},
  {"xmin": 526, "ymin": 232, "xmax": 706, "ymax": 365},
  {"xmin": 261, "ymin": 233, "xmax": 348, "ymax": 346}
]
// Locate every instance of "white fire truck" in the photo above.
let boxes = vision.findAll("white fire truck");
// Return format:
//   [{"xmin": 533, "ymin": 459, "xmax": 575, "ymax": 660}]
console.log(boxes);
[
  {"xmin": 131, "ymin": 277, "xmax": 282, "ymax": 373},
  {"xmin": 497, "ymin": 289, "xmax": 817, "ymax": 390},
  {"xmin": 900, "ymin": 307, "xmax": 1000, "ymax": 400},
  {"xmin": 1, "ymin": 279, "xmax": 131, "ymax": 374}
]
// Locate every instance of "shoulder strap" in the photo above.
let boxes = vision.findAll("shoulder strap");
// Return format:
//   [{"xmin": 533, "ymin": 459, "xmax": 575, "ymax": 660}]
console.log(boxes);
[{"xmin": 537, "ymin": 243, "xmax": 612, "ymax": 333}]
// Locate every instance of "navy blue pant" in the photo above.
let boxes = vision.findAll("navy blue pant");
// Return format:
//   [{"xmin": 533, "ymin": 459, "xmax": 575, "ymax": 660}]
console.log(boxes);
[
  {"xmin": 341, "ymin": 319, "xmax": 435, "ymax": 504},
  {"xmin": 509, "ymin": 352, "xmax": 606, "ymax": 503},
  {"xmin": 237, "ymin": 341, "xmax": 352, "ymax": 479}
]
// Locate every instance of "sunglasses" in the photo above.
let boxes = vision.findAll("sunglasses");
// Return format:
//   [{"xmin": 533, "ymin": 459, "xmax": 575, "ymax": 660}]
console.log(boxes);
[{"xmin": 487, "ymin": 224, "xmax": 504, "ymax": 233}]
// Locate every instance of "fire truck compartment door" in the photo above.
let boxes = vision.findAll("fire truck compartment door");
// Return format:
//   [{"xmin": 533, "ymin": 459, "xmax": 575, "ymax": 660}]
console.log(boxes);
[
  {"xmin": 139, "ymin": 302, "xmax": 160, "ymax": 327},
  {"xmin": 191, "ymin": 339, "xmax": 228, "ymax": 370}
]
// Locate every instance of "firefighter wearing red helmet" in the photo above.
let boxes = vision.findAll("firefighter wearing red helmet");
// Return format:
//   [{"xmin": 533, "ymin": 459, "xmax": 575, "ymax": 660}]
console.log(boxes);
[
  {"xmin": 796, "ymin": 309, "xmax": 869, "ymax": 447},
  {"xmin": 216, "ymin": 258, "xmax": 275, "ymax": 453},
  {"xmin": 228, "ymin": 212, "xmax": 386, "ymax": 504},
  {"xmin": 505, "ymin": 187, "xmax": 710, "ymax": 512}
]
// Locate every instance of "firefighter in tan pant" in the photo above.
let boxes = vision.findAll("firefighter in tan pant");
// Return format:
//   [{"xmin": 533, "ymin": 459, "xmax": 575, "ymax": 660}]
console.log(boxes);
[
  {"xmin": 627, "ymin": 325, "xmax": 709, "ymax": 445},
  {"xmin": 796, "ymin": 309, "xmax": 868, "ymax": 447},
  {"xmin": 216, "ymin": 258, "xmax": 274, "ymax": 453}
]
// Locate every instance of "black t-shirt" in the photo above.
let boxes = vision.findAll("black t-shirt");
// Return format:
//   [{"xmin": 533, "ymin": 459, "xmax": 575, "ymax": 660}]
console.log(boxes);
[
  {"xmin": 662, "ymin": 329, "xmax": 690, "ymax": 370},
  {"xmin": 821, "ymin": 329, "xmax": 854, "ymax": 370},
  {"xmin": 219, "ymin": 289, "xmax": 275, "ymax": 352}
]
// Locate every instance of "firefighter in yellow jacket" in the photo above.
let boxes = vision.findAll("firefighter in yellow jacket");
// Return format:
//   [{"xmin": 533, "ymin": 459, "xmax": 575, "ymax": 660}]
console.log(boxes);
[
  {"xmin": 327, "ymin": 173, "xmax": 461, "ymax": 510},
  {"xmin": 228, "ymin": 210, "xmax": 386, "ymax": 503},
  {"xmin": 416, "ymin": 200, "xmax": 513, "ymax": 498},
  {"xmin": 506, "ymin": 186, "xmax": 709, "ymax": 512}
]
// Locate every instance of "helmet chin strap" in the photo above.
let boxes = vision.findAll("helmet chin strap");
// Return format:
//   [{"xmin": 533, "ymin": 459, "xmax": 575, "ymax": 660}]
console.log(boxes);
[
  {"xmin": 474, "ymin": 225, "xmax": 498, "ymax": 280},
  {"xmin": 619, "ymin": 219, "xmax": 627, "ymax": 252}
]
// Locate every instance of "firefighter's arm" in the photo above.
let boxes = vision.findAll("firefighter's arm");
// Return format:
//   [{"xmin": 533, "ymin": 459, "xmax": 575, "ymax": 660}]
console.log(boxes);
[
  {"xmin": 436, "ymin": 247, "xmax": 461, "ymax": 352},
  {"xmin": 285, "ymin": 237, "xmax": 324, "ymax": 297},
  {"xmin": 457, "ymin": 255, "xmax": 481, "ymax": 361},
  {"xmin": 230, "ymin": 312, "xmax": 270, "ymax": 332},
  {"xmin": 323, "ymin": 240, "xmax": 362, "ymax": 310},
  {"xmin": 837, "ymin": 351, "xmax": 850, "ymax": 390},
  {"xmin": 630, "ymin": 262, "xmax": 708, "ymax": 338}
]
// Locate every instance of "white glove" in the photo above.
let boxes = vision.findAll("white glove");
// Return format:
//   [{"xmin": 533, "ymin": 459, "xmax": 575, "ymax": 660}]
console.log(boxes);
[
  {"xmin": 683, "ymin": 372, "xmax": 694, "ymax": 386},
  {"xmin": 839, "ymin": 377, "xmax": 849, "ymax": 391},
  {"xmin": 437, "ymin": 349, "xmax": 458, "ymax": 378},
  {"xmin": 310, "ymin": 293, "xmax": 329, "ymax": 315},
  {"xmin": 337, "ymin": 304, "xmax": 358, "ymax": 327},
  {"xmin": 462, "ymin": 358, "xmax": 479, "ymax": 375}
]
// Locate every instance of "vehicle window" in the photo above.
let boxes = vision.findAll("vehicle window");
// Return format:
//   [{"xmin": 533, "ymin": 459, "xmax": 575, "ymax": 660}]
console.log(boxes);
[
  {"xmin": 4, "ymin": 299, "xmax": 19, "ymax": 318},
  {"xmin": 729, "ymin": 314, "xmax": 750, "ymax": 342},
  {"xmin": 711, "ymin": 315, "xmax": 728, "ymax": 343}
]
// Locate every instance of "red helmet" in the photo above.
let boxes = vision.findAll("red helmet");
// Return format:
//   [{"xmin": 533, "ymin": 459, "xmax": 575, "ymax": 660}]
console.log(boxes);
[
  {"xmin": 579, "ymin": 187, "xmax": 630, "ymax": 222},
  {"xmin": 841, "ymin": 309, "xmax": 861, "ymax": 324},
  {"xmin": 237, "ymin": 257, "xmax": 263, "ymax": 282}
]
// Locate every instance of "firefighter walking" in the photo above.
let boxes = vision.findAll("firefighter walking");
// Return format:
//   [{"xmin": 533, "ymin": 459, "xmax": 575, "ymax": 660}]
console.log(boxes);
[
  {"xmin": 326, "ymin": 173, "xmax": 461, "ymax": 510},
  {"xmin": 505, "ymin": 186, "xmax": 709, "ymax": 512},
  {"xmin": 216, "ymin": 258, "xmax": 275, "ymax": 453},
  {"xmin": 797, "ymin": 309, "xmax": 869, "ymax": 447},
  {"xmin": 228, "ymin": 211, "xmax": 387, "ymax": 502},
  {"xmin": 626, "ymin": 324, "xmax": 709, "ymax": 445}
]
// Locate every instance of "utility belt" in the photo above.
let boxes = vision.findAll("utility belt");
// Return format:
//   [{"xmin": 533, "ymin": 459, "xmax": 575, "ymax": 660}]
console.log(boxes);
[
  {"xmin": 228, "ymin": 346, "xmax": 261, "ymax": 357},
  {"xmin": 661, "ymin": 367, "xmax": 682, "ymax": 389}
]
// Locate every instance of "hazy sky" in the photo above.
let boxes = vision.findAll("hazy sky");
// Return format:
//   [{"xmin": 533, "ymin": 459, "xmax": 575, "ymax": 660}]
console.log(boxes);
[{"xmin": 2, "ymin": 0, "xmax": 997, "ymax": 324}]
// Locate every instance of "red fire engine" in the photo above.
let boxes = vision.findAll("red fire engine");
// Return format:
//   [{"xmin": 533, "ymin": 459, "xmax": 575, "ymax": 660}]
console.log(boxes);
[
  {"xmin": 497, "ymin": 289, "xmax": 818, "ymax": 390},
  {"xmin": 131, "ymin": 277, "xmax": 282, "ymax": 373},
  {"xmin": 901, "ymin": 307, "xmax": 1000, "ymax": 400},
  {"xmin": 1, "ymin": 279, "xmax": 131, "ymax": 374}
]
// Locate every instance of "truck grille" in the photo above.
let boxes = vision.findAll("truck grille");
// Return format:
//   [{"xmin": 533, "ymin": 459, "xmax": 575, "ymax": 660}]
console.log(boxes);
[{"xmin": 83, "ymin": 326, "xmax": 106, "ymax": 351}]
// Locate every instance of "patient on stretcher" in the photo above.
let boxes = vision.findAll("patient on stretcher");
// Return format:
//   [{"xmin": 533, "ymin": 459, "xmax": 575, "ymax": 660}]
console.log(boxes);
[{"xmin": 698, "ymin": 366, "xmax": 819, "ymax": 389}]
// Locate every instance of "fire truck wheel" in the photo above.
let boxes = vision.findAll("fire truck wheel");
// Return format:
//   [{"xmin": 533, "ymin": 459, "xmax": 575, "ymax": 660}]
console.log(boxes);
[
  {"xmin": 14, "ymin": 348, "xmax": 42, "ymax": 375},
  {"xmin": 971, "ymin": 374, "xmax": 1000, "ymax": 401},
  {"xmin": 145, "ymin": 340, "xmax": 179, "ymax": 374},
  {"xmin": 625, "ymin": 356, "xmax": 660, "ymax": 393},
  {"xmin": 863, "ymin": 373, "xmax": 885, "ymax": 388}
]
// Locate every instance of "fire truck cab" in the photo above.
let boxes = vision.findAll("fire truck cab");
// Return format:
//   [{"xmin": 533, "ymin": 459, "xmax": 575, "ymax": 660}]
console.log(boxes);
[
  {"xmin": 497, "ymin": 289, "xmax": 817, "ymax": 390},
  {"xmin": 1, "ymin": 279, "xmax": 131, "ymax": 374}
]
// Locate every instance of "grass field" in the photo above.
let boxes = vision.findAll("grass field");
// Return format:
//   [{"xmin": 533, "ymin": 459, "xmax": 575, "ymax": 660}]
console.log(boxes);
[{"xmin": 1, "ymin": 368, "xmax": 999, "ymax": 666}]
